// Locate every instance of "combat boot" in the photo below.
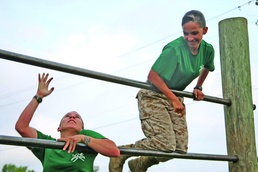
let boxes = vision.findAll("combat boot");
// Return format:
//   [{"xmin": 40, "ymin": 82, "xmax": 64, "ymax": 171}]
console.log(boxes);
[
  {"xmin": 109, "ymin": 144, "xmax": 134, "ymax": 172},
  {"xmin": 128, "ymin": 156, "xmax": 159, "ymax": 172}
]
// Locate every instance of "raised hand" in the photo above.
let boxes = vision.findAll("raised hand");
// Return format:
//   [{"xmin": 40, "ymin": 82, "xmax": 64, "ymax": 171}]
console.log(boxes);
[{"xmin": 37, "ymin": 73, "xmax": 55, "ymax": 97}]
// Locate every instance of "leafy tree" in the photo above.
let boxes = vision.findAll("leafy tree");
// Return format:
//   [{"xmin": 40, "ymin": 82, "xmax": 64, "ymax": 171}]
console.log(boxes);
[{"xmin": 2, "ymin": 164, "xmax": 34, "ymax": 172}]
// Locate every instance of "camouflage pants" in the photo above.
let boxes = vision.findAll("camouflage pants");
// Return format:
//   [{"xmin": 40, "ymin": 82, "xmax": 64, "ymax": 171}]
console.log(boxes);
[{"xmin": 134, "ymin": 89, "xmax": 188, "ymax": 153}]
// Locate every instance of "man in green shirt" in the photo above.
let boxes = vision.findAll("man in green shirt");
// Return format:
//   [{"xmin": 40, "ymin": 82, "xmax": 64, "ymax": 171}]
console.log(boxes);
[{"xmin": 15, "ymin": 73, "xmax": 120, "ymax": 172}]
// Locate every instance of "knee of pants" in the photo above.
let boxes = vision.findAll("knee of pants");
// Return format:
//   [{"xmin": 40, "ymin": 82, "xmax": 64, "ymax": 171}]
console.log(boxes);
[
  {"xmin": 164, "ymin": 141, "xmax": 176, "ymax": 152},
  {"xmin": 154, "ymin": 138, "xmax": 176, "ymax": 152}
]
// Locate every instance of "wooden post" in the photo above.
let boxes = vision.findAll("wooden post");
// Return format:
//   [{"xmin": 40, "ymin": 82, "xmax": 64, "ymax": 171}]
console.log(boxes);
[{"xmin": 219, "ymin": 17, "xmax": 257, "ymax": 171}]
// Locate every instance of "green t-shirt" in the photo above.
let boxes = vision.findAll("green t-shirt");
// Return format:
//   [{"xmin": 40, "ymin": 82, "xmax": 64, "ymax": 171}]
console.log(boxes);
[
  {"xmin": 29, "ymin": 130, "xmax": 106, "ymax": 172},
  {"xmin": 151, "ymin": 36, "xmax": 215, "ymax": 91}
]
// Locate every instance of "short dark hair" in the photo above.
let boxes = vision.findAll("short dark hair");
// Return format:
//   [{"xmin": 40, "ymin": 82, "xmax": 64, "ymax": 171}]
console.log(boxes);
[{"xmin": 181, "ymin": 10, "xmax": 206, "ymax": 28}]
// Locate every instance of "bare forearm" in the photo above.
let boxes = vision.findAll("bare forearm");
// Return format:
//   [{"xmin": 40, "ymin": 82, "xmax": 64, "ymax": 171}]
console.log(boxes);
[
  {"xmin": 15, "ymin": 98, "xmax": 38, "ymax": 138},
  {"xmin": 83, "ymin": 136, "xmax": 120, "ymax": 157},
  {"xmin": 148, "ymin": 70, "xmax": 178, "ymax": 101},
  {"xmin": 15, "ymin": 73, "xmax": 55, "ymax": 138},
  {"xmin": 148, "ymin": 69, "xmax": 185, "ymax": 116},
  {"xmin": 196, "ymin": 68, "xmax": 209, "ymax": 86}
]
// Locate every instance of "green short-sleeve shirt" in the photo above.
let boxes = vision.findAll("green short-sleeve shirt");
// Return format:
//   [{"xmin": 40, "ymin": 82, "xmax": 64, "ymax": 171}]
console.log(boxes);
[
  {"xmin": 29, "ymin": 130, "xmax": 106, "ymax": 172},
  {"xmin": 151, "ymin": 36, "xmax": 215, "ymax": 91}
]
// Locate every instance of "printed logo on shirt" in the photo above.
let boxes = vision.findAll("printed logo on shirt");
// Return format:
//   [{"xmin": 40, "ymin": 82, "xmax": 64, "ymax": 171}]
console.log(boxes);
[
  {"xmin": 199, "ymin": 64, "xmax": 204, "ymax": 73},
  {"xmin": 71, "ymin": 153, "xmax": 86, "ymax": 162}
]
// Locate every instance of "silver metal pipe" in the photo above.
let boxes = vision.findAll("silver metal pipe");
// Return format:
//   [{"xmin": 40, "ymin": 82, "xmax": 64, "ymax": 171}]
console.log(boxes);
[
  {"xmin": 0, "ymin": 135, "xmax": 238, "ymax": 162},
  {"xmin": 0, "ymin": 49, "xmax": 231, "ymax": 106}
]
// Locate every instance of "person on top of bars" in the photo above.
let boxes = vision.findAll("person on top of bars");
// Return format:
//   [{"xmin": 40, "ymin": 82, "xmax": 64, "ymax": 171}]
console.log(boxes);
[{"xmin": 109, "ymin": 9, "xmax": 215, "ymax": 172}]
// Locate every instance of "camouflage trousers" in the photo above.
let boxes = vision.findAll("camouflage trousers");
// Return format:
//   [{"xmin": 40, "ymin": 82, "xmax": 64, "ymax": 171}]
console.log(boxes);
[{"xmin": 134, "ymin": 89, "xmax": 188, "ymax": 153}]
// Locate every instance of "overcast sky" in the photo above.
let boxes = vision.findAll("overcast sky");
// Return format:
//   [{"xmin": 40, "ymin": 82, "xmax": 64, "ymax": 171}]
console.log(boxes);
[{"xmin": 0, "ymin": 1, "xmax": 258, "ymax": 172}]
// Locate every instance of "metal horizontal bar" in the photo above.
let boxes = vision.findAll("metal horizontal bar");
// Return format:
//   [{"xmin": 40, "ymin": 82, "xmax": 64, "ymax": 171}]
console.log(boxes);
[
  {"xmin": 0, "ymin": 135, "xmax": 96, "ymax": 153},
  {"xmin": 0, "ymin": 135, "xmax": 238, "ymax": 162},
  {"xmin": 118, "ymin": 147, "xmax": 238, "ymax": 162},
  {"xmin": 0, "ymin": 49, "xmax": 231, "ymax": 106}
]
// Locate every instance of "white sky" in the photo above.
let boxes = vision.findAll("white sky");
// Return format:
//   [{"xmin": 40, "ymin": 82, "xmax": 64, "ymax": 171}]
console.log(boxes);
[{"xmin": 0, "ymin": 1, "xmax": 257, "ymax": 172}]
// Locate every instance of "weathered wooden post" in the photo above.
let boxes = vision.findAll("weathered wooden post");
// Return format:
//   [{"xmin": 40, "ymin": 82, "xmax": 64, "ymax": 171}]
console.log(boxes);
[{"xmin": 219, "ymin": 17, "xmax": 257, "ymax": 171}]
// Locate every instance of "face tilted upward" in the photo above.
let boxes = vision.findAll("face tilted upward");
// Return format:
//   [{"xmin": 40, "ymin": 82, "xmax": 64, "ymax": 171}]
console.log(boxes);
[{"xmin": 58, "ymin": 111, "xmax": 84, "ymax": 132}]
